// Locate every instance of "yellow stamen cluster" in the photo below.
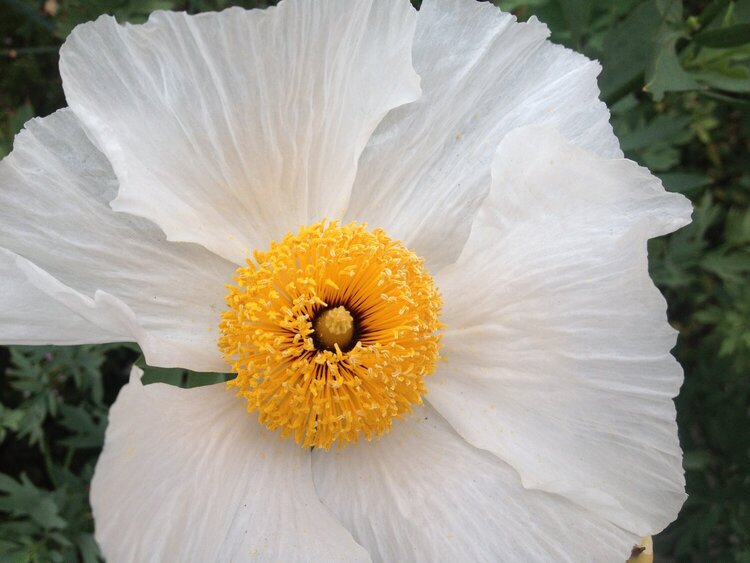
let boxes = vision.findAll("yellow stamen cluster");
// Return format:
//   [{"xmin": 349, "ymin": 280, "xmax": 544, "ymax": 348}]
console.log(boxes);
[{"xmin": 219, "ymin": 221, "xmax": 442, "ymax": 449}]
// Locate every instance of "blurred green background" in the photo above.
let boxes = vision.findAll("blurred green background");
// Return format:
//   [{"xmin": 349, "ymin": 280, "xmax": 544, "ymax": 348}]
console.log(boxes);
[{"xmin": 0, "ymin": 0, "xmax": 748, "ymax": 561}]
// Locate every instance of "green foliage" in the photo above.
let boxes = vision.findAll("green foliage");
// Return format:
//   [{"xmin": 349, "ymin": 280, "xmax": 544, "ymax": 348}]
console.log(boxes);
[
  {"xmin": 0, "ymin": 0, "xmax": 748, "ymax": 561},
  {"xmin": 0, "ymin": 345, "xmax": 134, "ymax": 562}
]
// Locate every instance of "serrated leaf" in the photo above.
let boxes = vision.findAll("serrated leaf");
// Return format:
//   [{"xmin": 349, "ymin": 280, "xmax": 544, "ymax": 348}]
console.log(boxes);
[
  {"xmin": 57, "ymin": 405, "xmax": 106, "ymax": 449},
  {"xmin": 0, "ymin": 474, "xmax": 66, "ymax": 530},
  {"xmin": 639, "ymin": 144, "xmax": 681, "ymax": 171},
  {"xmin": 0, "ymin": 405, "xmax": 23, "ymax": 436},
  {"xmin": 620, "ymin": 114, "xmax": 692, "ymax": 152},
  {"xmin": 645, "ymin": 29, "xmax": 703, "ymax": 100},
  {"xmin": 16, "ymin": 399, "xmax": 47, "ymax": 446}
]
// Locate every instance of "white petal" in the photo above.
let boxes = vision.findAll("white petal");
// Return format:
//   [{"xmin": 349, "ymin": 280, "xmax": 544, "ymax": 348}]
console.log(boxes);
[
  {"xmin": 60, "ymin": 1, "xmax": 421, "ymax": 265},
  {"xmin": 0, "ymin": 110, "xmax": 236, "ymax": 371},
  {"xmin": 431, "ymin": 126, "xmax": 691, "ymax": 534},
  {"xmin": 313, "ymin": 404, "xmax": 637, "ymax": 562},
  {"xmin": 0, "ymin": 248, "xmax": 128, "ymax": 344},
  {"xmin": 347, "ymin": 0, "xmax": 620, "ymax": 271},
  {"xmin": 92, "ymin": 367, "xmax": 370, "ymax": 563}
]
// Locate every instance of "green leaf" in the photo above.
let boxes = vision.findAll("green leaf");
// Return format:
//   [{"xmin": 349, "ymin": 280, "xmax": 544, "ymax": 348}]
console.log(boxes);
[
  {"xmin": 654, "ymin": 0, "xmax": 683, "ymax": 22},
  {"xmin": 136, "ymin": 357, "xmax": 232, "ymax": 388},
  {"xmin": 696, "ymin": 0, "xmax": 733, "ymax": 27},
  {"xmin": 694, "ymin": 23, "xmax": 750, "ymax": 47},
  {"xmin": 0, "ymin": 405, "xmax": 23, "ymax": 441},
  {"xmin": 75, "ymin": 534, "xmax": 101, "ymax": 563},
  {"xmin": 137, "ymin": 362, "xmax": 185, "ymax": 386},
  {"xmin": 692, "ymin": 69, "xmax": 750, "ymax": 93},
  {"xmin": 619, "ymin": 114, "xmax": 692, "ymax": 151},
  {"xmin": 639, "ymin": 143, "xmax": 681, "ymax": 171},
  {"xmin": 495, "ymin": 0, "xmax": 553, "ymax": 12},
  {"xmin": 0, "ymin": 474, "xmax": 66, "ymax": 530},
  {"xmin": 701, "ymin": 251, "xmax": 750, "ymax": 283},
  {"xmin": 600, "ymin": 1, "xmax": 662, "ymax": 101},
  {"xmin": 645, "ymin": 29, "xmax": 703, "ymax": 100},
  {"xmin": 725, "ymin": 207, "xmax": 750, "ymax": 245},
  {"xmin": 57, "ymin": 405, "xmax": 106, "ymax": 450},
  {"xmin": 15, "ymin": 399, "xmax": 48, "ymax": 447},
  {"xmin": 8, "ymin": 103, "xmax": 34, "ymax": 138},
  {"xmin": 683, "ymin": 450, "xmax": 714, "ymax": 470},
  {"xmin": 557, "ymin": 0, "xmax": 591, "ymax": 47},
  {"xmin": 185, "ymin": 371, "xmax": 233, "ymax": 388},
  {"xmin": 659, "ymin": 172, "xmax": 712, "ymax": 193}
]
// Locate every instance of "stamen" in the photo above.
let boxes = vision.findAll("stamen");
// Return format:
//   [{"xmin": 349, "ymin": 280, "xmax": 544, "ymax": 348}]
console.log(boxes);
[{"xmin": 219, "ymin": 220, "xmax": 442, "ymax": 449}]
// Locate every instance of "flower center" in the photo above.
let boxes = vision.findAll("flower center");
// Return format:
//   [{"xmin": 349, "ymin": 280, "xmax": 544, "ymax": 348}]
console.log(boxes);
[
  {"xmin": 313, "ymin": 306, "xmax": 355, "ymax": 351},
  {"xmin": 219, "ymin": 220, "xmax": 442, "ymax": 449}
]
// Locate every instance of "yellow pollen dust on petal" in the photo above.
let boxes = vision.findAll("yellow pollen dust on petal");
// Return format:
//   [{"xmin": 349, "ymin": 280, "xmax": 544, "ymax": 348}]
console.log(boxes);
[{"xmin": 218, "ymin": 220, "xmax": 443, "ymax": 449}]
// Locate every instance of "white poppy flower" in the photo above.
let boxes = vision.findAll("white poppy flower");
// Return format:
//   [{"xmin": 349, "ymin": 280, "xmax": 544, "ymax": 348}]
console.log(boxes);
[{"xmin": 0, "ymin": 0, "xmax": 692, "ymax": 561}]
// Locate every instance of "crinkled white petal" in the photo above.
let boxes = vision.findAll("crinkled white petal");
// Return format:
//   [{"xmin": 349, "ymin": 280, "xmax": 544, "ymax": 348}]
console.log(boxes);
[
  {"xmin": 347, "ymin": 0, "xmax": 621, "ymax": 271},
  {"xmin": 92, "ymin": 367, "xmax": 371, "ymax": 563},
  {"xmin": 313, "ymin": 403, "xmax": 637, "ymax": 562},
  {"xmin": 431, "ymin": 126, "xmax": 691, "ymax": 534},
  {"xmin": 60, "ymin": 0, "xmax": 421, "ymax": 265},
  {"xmin": 0, "ymin": 110, "xmax": 235, "ymax": 371},
  {"xmin": 0, "ymin": 248, "xmax": 128, "ymax": 344}
]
